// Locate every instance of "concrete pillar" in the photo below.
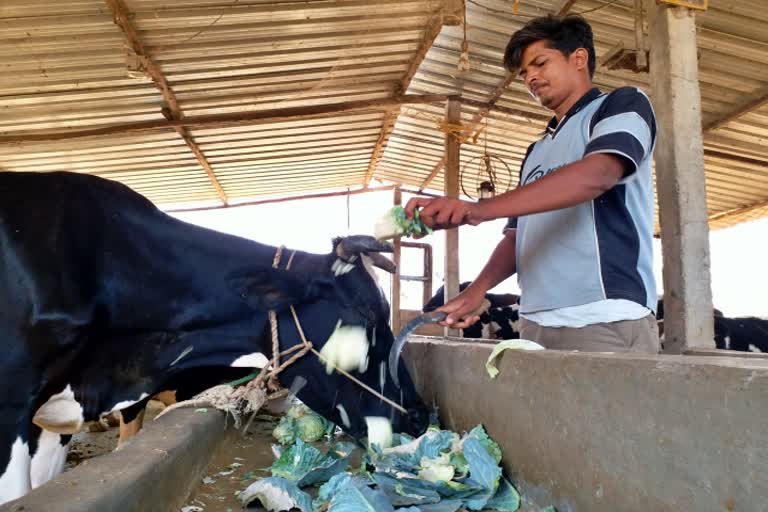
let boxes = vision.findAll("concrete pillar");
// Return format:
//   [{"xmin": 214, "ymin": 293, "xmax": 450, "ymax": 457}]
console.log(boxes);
[
  {"xmin": 650, "ymin": 3, "xmax": 715, "ymax": 352},
  {"xmin": 444, "ymin": 98, "xmax": 461, "ymax": 337}
]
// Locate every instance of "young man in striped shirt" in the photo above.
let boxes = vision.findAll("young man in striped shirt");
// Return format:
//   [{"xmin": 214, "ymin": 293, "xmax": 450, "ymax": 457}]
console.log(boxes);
[{"xmin": 405, "ymin": 15, "xmax": 659, "ymax": 353}]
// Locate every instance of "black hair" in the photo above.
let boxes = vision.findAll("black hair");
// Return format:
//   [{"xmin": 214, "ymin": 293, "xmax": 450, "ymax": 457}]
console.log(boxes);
[{"xmin": 503, "ymin": 15, "xmax": 596, "ymax": 77}]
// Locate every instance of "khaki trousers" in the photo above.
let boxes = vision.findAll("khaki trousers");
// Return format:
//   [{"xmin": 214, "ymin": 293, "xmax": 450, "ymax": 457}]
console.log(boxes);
[{"xmin": 519, "ymin": 314, "xmax": 661, "ymax": 354}]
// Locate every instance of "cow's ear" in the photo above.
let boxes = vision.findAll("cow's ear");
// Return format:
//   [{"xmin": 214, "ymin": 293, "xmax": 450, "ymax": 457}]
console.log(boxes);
[{"xmin": 228, "ymin": 270, "xmax": 330, "ymax": 311}]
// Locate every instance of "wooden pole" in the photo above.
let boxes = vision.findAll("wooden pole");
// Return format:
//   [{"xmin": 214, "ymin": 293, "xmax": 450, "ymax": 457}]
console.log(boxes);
[
  {"xmin": 419, "ymin": 75, "xmax": 520, "ymax": 192},
  {"xmin": 650, "ymin": 3, "xmax": 715, "ymax": 352},
  {"xmin": 392, "ymin": 187, "xmax": 403, "ymax": 334},
  {"xmin": 444, "ymin": 98, "xmax": 461, "ymax": 337}
]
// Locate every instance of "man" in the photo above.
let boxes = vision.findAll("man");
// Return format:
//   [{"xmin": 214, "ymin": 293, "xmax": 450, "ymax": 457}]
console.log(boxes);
[{"xmin": 405, "ymin": 15, "xmax": 659, "ymax": 353}]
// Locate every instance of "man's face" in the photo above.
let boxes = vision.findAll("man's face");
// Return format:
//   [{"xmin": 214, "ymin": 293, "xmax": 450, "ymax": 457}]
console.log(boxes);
[{"xmin": 519, "ymin": 40, "xmax": 587, "ymax": 112}]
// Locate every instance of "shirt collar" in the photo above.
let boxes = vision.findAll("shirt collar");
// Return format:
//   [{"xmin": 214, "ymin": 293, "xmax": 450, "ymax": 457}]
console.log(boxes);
[{"xmin": 546, "ymin": 87, "xmax": 602, "ymax": 135}]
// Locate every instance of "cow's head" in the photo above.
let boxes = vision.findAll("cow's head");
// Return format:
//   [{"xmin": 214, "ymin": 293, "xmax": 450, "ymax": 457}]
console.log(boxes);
[{"xmin": 232, "ymin": 235, "xmax": 429, "ymax": 440}]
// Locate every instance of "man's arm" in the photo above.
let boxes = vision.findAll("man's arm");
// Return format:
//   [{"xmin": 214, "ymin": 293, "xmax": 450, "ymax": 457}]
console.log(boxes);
[
  {"xmin": 406, "ymin": 87, "xmax": 656, "ymax": 229},
  {"xmin": 440, "ymin": 230, "xmax": 517, "ymax": 327},
  {"xmin": 404, "ymin": 152, "xmax": 624, "ymax": 229},
  {"xmin": 472, "ymin": 152, "xmax": 624, "ymax": 223}
]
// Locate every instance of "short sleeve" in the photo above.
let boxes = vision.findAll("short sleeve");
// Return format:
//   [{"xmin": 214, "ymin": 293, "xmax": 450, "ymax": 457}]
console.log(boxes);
[{"xmin": 583, "ymin": 87, "xmax": 657, "ymax": 177}]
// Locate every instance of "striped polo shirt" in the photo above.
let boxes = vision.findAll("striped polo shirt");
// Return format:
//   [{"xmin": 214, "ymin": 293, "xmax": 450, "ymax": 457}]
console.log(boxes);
[{"xmin": 505, "ymin": 87, "xmax": 657, "ymax": 315}]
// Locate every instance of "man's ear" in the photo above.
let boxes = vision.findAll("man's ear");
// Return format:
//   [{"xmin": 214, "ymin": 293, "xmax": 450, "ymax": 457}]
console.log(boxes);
[
  {"xmin": 228, "ymin": 269, "xmax": 331, "ymax": 311},
  {"xmin": 572, "ymin": 48, "xmax": 589, "ymax": 72}
]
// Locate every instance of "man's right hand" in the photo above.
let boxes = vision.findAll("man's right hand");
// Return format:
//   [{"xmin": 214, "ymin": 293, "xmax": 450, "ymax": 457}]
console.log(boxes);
[
  {"xmin": 438, "ymin": 286, "xmax": 488, "ymax": 329},
  {"xmin": 404, "ymin": 196, "xmax": 483, "ymax": 231}
]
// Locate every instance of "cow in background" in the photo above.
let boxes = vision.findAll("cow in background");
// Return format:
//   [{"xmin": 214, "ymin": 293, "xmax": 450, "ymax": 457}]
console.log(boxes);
[
  {"xmin": 0, "ymin": 171, "xmax": 428, "ymax": 504},
  {"xmin": 656, "ymin": 298, "xmax": 767, "ymax": 353},
  {"xmin": 423, "ymin": 282, "xmax": 521, "ymax": 340},
  {"xmin": 714, "ymin": 316, "xmax": 768, "ymax": 353},
  {"xmin": 424, "ymin": 290, "xmax": 768, "ymax": 354}
]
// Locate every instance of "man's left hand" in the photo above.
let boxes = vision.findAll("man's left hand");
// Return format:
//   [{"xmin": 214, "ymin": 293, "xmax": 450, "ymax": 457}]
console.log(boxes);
[{"xmin": 404, "ymin": 196, "xmax": 483, "ymax": 230}]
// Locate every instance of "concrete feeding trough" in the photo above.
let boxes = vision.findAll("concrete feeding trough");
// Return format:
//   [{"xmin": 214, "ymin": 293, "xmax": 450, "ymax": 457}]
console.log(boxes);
[
  {"xmin": 3, "ymin": 336, "xmax": 767, "ymax": 511},
  {"xmin": 404, "ymin": 336, "xmax": 768, "ymax": 511},
  {"xmin": 0, "ymin": 409, "xmax": 236, "ymax": 512}
]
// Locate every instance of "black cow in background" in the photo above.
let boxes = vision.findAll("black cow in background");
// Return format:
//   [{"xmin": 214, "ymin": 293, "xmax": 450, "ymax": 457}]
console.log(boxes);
[
  {"xmin": 423, "ymin": 282, "xmax": 521, "ymax": 340},
  {"xmin": 656, "ymin": 298, "xmax": 767, "ymax": 353},
  {"xmin": 714, "ymin": 316, "xmax": 768, "ymax": 352},
  {"xmin": 423, "ymin": 289, "xmax": 768, "ymax": 354},
  {"xmin": 0, "ymin": 171, "xmax": 428, "ymax": 504}
]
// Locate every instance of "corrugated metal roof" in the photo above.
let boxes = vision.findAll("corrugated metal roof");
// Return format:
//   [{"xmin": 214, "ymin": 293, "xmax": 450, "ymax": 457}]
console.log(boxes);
[{"xmin": 0, "ymin": 0, "xmax": 766, "ymax": 229}]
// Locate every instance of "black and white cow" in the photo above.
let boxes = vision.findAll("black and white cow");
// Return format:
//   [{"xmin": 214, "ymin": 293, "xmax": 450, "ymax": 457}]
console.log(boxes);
[
  {"xmin": 0, "ymin": 171, "xmax": 428, "ymax": 504},
  {"xmin": 423, "ymin": 282, "xmax": 521, "ymax": 340},
  {"xmin": 714, "ymin": 316, "xmax": 768, "ymax": 353}
]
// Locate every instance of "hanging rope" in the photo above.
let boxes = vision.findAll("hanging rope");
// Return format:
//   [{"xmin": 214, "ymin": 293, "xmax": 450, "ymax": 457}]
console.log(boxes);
[{"xmin": 437, "ymin": 121, "xmax": 471, "ymax": 144}]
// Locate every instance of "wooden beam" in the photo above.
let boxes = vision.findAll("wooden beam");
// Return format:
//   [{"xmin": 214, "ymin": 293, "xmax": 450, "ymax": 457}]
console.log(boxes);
[
  {"xmin": 399, "ymin": 15, "xmax": 444, "ymax": 96},
  {"xmin": 105, "ymin": 0, "xmax": 228, "ymax": 204},
  {"xmin": 419, "ymin": 159, "xmax": 447, "ymax": 192},
  {"xmin": 401, "ymin": 187, "xmax": 441, "ymax": 198},
  {"xmin": 708, "ymin": 199, "xmax": 768, "ymax": 224},
  {"xmin": 704, "ymin": 84, "xmax": 768, "ymax": 131},
  {"xmin": 442, "ymin": 0, "xmax": 466, "ymax": 25},
  {"xmin": 164, "ymin": 184, "xmax": 395, "ymax": 213},
  {"xmin": 392, "ymin": 187, "xmax": 403, "ymax": 333},
  {"xmin": 105, "ymin": 0, "xmax": 181, "ymax": 115},
  {"xmin": 364, "ymin": 111, "xmax": 400, "ymax": 186},
  {"xmin": 555, "ymin": 0, "xmax": 578, "ymax": 15},
  {"xmin": 0, "ymin": 95, "xmax": 450, "ymax": 144},
  {"xmin": 178, "ymin": 131, "xmax": 227, "ymax": 204},
  {"xmin": 364, "ymin": 15, "xmax": 444, "ymax": 186},
  {"xmin": 634, "ymin": 0, "xmax": 648, "ymax": 71},
  {"xmin": 444, "ymin": 98, "xmax": 461, "ymax": 337},
  {"xmin": 464, "ymin": 72, "xmax": 517, "ymax": 127},
  {"xmin": 458, "ymin": 96, "xmax": 544, "ymax": 119},
  {"xmin": 419, "ymin": 72, "xmax": 516, "ymax": 192}
]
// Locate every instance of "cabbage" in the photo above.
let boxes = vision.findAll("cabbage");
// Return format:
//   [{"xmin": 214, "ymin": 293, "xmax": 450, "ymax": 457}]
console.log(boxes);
[
  {"xmin": 272, "ymin": 416, "xmax": 296, "ymax": 446},
  {"xmin": 270, "ymin": 439, "xmax": 349, "ymax": 487},
  {"xmin": 319, "ymin": 321, "xmax": 369, "ymax": 375},
  {"xmin": 374, "ymin": 206, "xmax": 433, "ymax": 240},
  {"xmin": 296, "ymin": 413, "xmax": 328, "ymax": 443},
  {"xmin": 365, "ymin": 416, "xmax": 393, "ymax": 450},
  {"xmin": 466, "ymin": 425, "xmax": 503, "ymax": 465},
  {"xmin": 239, "ymin": 477, "xmax": 312, "ymax": 511},
  {"xmin": 252, "ymin": 420, "xmax": 543, "ymax": 512},
  {"xmin": 286, "ymin": 404, "xmax": 310, "ymax": 420},
  {"xmin": 273, "ymin": 406, "xmax": 333, "ymax": 444},
  {"xmin": 418, "ymin": 453, "xmax": 455, "ymax": 482}
]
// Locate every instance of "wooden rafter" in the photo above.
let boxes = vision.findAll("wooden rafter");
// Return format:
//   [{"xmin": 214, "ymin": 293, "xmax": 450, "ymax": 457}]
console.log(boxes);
[
  {"xmin": 420, "ymin": 159, "xmax": 448, "ymax": 192},
  {"xmin": 418, "ymin": 72, "xmax": 516, "ymax": 191},
  {"xmin": 708, "ymin": 198, "xmax": 768, "ymax": 228},
  {"xmin": 363, "ymin": 15, "xmax": 445, "ymax": 186},
  {"xmin": 364, "ymin": 110, "xmax": 401, "ymax": 186},
  {"xmin": 105, "ymin": 0, "xmax": 228, "ymax": 205},
  {"xmin": 165, "ymin": 184, "xmax": 396, "ymax": 213},
  {"xmin": 701, "ymin": 147, "xmax": 768, "ymax": 228},
  {"xmin": 704, "ymin": 84, "xmax": 768, "ymax": 132},
  {"xmin": 0, "ymin": 95, "xmax": 450, "ymax": 144},
  {"xmin": 555, "ymin": 0, "xmax": 578, "ymax": 15}
]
